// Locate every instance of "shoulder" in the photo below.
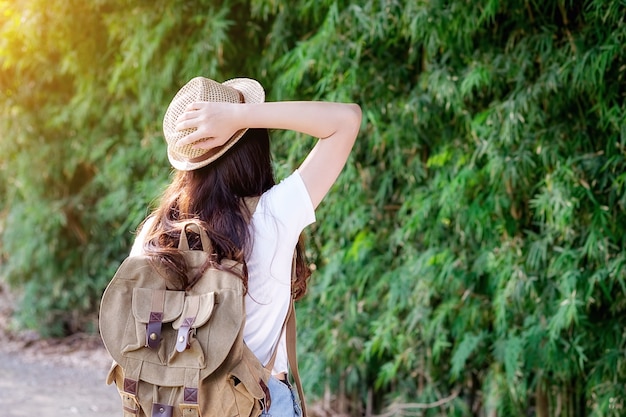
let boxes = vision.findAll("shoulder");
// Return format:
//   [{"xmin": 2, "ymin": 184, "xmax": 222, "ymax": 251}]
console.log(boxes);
[{"xmin": 254, "ymin": 170, "xmax": 316, "ymax": 229}]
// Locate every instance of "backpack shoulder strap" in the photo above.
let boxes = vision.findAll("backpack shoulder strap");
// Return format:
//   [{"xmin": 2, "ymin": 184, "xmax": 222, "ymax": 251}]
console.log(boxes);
[
  {"xmin": 286, "ymin": 300, "xmax": 307, "ymax": 417},
  {"xmin": 243, "ymin": 196, "xmax": 261, "ymax": 222},
  {"xmin": 263, "ymin": 298, "xmax": 306, "ymax": 417}
]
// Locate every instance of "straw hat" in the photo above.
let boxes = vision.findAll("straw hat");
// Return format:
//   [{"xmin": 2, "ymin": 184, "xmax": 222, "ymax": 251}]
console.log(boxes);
[{"xmin": 163, "ymin": 77, "xmax": 265, "ymax": 171}]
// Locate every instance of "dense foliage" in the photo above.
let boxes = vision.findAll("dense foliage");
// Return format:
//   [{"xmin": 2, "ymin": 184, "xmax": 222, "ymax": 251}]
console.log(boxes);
[{"xmin": 1, "ymin": 0, "xmax": 625, "ymax": 415}]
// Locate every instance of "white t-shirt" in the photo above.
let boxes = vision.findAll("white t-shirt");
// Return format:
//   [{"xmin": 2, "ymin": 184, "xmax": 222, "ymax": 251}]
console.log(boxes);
[
  {"xmin": 129, "ymin": 170, "xmax": 315, "ymax": 375},
  {"xmin": 244, "ymin": 170, "xmax": 315, "ymax": 374}
]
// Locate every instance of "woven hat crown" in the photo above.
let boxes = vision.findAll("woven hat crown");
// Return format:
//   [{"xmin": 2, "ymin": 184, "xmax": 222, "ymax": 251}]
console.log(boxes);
[{"xmin": 163, "ymin": 77, "xmax": 265, "ymax": 171}]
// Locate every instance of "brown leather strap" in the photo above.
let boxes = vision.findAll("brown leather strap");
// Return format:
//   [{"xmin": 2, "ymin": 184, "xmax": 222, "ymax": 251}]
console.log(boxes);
[
  {"xmin": 152, "ymin": 403, "xmax": 174, "ymax": 417},
  {"xmin": 286, "ymin": 302, "xmax": 307, "ymax": 417},
  {"xmin": 264, "ymin": 298, "xmax": 306, "ymax": 416},
  {"xmin": 287, "ymin": 249, "xmax": 307, "ymax": 416},
  {"xmin": 121, "ymin": 358, "xmax": 143, "ymax": 416},
  {"xmin": 179, "ymin": 368, "xmax": 201, "ymax": 417},
  {"xmin": 146, "ymin": 290, "xmax": 166, "ymax": 349}
]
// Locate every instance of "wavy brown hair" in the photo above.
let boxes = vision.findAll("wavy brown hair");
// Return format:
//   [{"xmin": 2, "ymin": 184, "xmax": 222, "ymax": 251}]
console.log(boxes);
[{"xmin": 142, "ymin": 128, "xmax": 311, "ymax": 300}]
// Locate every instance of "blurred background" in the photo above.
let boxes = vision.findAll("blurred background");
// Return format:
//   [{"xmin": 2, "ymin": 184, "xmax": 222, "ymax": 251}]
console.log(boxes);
[{"xmin": 1, "ymin": 0, "xmax": 625, "ymax": 416}]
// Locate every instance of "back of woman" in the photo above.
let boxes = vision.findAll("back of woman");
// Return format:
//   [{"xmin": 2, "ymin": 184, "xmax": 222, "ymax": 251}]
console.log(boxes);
[{"xmin": 131, "ymin": 76, "xmax": 361, "ymax": 416}]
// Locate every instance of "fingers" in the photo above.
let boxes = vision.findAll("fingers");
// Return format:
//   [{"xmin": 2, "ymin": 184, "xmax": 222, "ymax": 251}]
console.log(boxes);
[
  {"xmin": 175, "ymin": 102, "xmax": 205, "ymax": 126},
  {"xmin": 177, "ymin": 131, "xmax": 211, "ymax": 147},
  {"xmin": 185, "ymin": 101, "xmax": 204, "ymax": 111},
  {"xmin": 175, "ymin": 111, "xmax": 199, "ymax": 130},
  {"xmin": 175, "ymin": 117, "xmax": 196, "ymax": 131},
  {"xmin": 173, "ymin": 104, "xmax": 210, "ymax": 147},
  {"xmin": 171, "ymin": 101, "xmax": 234, "ymax": 149}
]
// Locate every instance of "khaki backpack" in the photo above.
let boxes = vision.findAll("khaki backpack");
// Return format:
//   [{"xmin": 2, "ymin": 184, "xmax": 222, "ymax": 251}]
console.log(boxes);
[{"xmin": 99, "ymin": 220, "xmax": 307, "ymax": 417}]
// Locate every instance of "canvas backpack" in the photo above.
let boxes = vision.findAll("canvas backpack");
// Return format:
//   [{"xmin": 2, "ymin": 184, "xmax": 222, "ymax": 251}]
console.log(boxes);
[{"xmin": 99, "ymin": 218, "xmax": 307, "ymax": 417}]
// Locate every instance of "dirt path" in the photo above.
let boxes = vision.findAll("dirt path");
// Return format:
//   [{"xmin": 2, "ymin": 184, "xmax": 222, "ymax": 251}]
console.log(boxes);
[
  {"xmin": 0, "ymin": 283, "xmax": 120, "ymax": 416},
  {"xmin": 0, "ymin": 335, "xmax": 120, "ymax": 417},
  {"xmin": 0, "ymin": 350, "xmax": 119, "ymax": 416}
]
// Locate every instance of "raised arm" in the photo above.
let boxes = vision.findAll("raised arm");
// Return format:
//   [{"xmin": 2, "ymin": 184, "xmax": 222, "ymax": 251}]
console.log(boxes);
[{"xmin": 175, "ymin": 101, "xmax": 362, "ymax": 208}]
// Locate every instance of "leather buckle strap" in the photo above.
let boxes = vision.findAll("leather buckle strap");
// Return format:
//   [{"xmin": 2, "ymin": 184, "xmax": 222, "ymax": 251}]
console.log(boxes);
[
  {"xmin": 175, "ymin": 295, "xmax": 200, "ymax": 352},
  {"xmin": 259, "ymin": 378, "xmax": 271, "ymax": 412},
  {"xmin": 121, "ymin": 390, "xmax": 141, "ymax": 416},
  {"xmin": 146, "ymin": 290, "xmax": 166, "ymax": 349},
  {"xmin": 152, "ymin": 403, "xmax": 174, "ymax": 417},
  {"xmin": 179, "ymin": 368, "xmax": 201, "ymax": 417}
]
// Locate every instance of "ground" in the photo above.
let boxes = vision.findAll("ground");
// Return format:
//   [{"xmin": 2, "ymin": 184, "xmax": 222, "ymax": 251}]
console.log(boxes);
[{"xmin": 0, "ymin": 284, "xmax": 120, "ymax": 416}]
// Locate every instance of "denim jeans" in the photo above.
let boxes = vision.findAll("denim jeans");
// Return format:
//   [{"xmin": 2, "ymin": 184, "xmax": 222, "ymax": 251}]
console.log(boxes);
[{"xmin": 262, "ymin": 376, "xmax": 302, "ymax": 417}]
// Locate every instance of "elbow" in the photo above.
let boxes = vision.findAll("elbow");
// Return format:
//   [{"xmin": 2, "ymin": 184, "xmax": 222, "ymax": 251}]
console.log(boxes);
[
  {"xmin": 347, "ymin": 103, "xmax": 362, "ymax": 138},
  {"xmin": 349, "ymin": 103, "xmax": 362, "ymax": 125},
  {"xmin": 320, "ymin": 103, "xmax": 362, "ymax": 141}
]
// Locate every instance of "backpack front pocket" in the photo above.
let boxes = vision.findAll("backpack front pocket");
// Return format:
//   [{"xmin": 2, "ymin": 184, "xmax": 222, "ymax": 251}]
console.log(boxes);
[{"xmin": 125, "ymin": 288, "xmax": 185, "ymax": 365}]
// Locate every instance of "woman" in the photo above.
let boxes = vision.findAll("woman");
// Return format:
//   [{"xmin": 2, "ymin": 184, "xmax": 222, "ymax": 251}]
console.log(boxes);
[{"xmin": 131, "ymin": 77, "xmax": 361, "ymax": 416}]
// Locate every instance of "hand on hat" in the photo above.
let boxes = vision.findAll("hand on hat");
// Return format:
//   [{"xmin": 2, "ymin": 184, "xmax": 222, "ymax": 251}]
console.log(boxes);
[{"xmin": 175, "ymin": 101, "xmax": 244, "ymax": 150}]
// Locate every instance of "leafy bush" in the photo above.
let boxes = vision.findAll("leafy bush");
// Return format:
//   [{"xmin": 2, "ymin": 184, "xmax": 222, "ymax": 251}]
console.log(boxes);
[{"xmin": 1, "ymin": 0, "xmax": 625, "ymax": 415}]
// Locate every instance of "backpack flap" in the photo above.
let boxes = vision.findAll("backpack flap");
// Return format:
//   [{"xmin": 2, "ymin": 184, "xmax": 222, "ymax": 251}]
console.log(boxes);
[
  {"xmin": 172, "ymin": 292, "xmax": 216, "ymax": 353},
  {"xmin": 131, "ymin": 288, "xmax": 185, "ymax": 351}
]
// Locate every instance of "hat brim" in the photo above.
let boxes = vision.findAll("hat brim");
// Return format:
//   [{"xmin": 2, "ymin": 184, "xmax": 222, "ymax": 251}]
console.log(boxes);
[{"xmin": 166, "ymin": 77, "xmax": 265, "ymax": 171}]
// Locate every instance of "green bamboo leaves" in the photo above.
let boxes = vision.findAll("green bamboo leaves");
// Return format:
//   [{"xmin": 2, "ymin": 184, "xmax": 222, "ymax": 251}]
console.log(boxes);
[{"xmin": 1, "ymin": 0, "xmax": 625, "ymax": 415}]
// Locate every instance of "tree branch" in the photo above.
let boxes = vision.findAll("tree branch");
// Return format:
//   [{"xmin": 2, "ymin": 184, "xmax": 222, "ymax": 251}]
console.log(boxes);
[{"xmin": 371, "ymin": 390, "xmax": 460, "ymax": 417}]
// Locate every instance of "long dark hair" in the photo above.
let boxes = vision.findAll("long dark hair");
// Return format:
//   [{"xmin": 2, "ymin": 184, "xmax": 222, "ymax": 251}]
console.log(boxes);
[{"xmin": 142, "ymin": 128, "xmax": 311, "ymax": 299}]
